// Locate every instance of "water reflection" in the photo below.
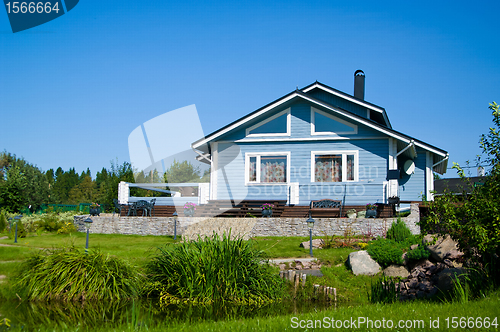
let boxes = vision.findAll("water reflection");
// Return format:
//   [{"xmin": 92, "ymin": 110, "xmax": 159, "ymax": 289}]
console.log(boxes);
[{"xmin": 0, "ymin": 298, "xmax": 337, "ymax": 329}]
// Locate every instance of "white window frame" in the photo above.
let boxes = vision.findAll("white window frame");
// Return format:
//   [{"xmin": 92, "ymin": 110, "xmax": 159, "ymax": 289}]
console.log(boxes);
[
  {"xmin": 245, "ymin": 151, "xmax": 290, "ymax": 185},
  {"xmin": 246, "ymin": 108, "xmax": 291, "ymax": 137},
  {"xmin": 310, "ymin": 150, "xmax": 359, "ymax": 182},
  {"xmin": 311, "ymin": 107, "xmax": 358, "ymax": 135}
]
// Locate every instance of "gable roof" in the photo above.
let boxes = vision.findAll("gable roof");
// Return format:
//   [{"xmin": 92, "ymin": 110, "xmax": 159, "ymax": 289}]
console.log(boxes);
[
  {"xmin": 301, "ymin": 81, "xmax": 392, "ymax": 128},
  {"xmin": 192, "ymin": 83, "xmax": 449, "ymax": 173}
]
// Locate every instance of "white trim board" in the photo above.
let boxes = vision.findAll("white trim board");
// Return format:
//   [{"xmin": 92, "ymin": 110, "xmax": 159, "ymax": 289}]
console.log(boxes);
[
  {"xmin": 245, "ymin": 108, "xmax": 291, "ymax": 137},
  {"xmin": 311, "ymin": 107, "xmax": 358, "ymax": 135}
]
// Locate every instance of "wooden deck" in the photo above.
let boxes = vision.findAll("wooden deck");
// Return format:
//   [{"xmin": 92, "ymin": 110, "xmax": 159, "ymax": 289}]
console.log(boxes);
[{"xmin": 117, "ymin": 200, "xmax": 405, "ymax": 218}]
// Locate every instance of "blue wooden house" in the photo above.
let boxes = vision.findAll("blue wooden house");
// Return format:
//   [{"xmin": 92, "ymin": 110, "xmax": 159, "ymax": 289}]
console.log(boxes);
[{"xmin": 191, "ymin": 71, "xmax": 448, "ymax": 206}]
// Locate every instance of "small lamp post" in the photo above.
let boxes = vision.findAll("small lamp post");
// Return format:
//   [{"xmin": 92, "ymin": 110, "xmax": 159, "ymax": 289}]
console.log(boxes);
[
  {"xmin": 13, "ymin": 215, "xmax": 22, "ymax": 244},
  {"xmin": 306, "ymin": 212, "xmax": 315, "ymax": 257},
  {"xmin": 84, "ymin": 217, "xmax": 93, "ymax": 253},
  {"xmin": 172, "ymin": 211, "xmax": 178, "ymax": 240}
]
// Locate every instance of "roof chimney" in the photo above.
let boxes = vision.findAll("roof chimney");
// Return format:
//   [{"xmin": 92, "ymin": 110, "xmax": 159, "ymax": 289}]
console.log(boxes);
[{"xmin": 354, "ymin": 70, "xmax": 365, "ymax": 100}]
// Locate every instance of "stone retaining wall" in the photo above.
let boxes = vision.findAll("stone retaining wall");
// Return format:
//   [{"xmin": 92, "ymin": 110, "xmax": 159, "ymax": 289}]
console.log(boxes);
[{"xmin": 74, "ymin": 203, "xmax": 420, "ymax": 238}]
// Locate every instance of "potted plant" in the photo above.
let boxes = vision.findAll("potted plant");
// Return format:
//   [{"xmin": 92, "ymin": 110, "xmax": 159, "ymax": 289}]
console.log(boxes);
[
  {"xmin": 365, "ymin": 203, "xmax": 377, "ymax": 218},
  {"xmin": 346, "ymin": 209, "xmax": 357, "ymax": 219},
  {"xmin": 89, "ymin": 203, "xmax": 101, "ymax": 216},
  {"xmin": 184, "ymin": 202, "xmax": 196, "ymax": 217},
  {"xmin": 261, "ymin": 203, "xmax": 274, "ymax": 217}
]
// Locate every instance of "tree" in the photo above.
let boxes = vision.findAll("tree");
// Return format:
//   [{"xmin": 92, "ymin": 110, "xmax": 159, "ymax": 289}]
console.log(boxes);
[
  {"xmin": 479, "ymin": 102, "xmax": 500, "ymax": 172},
  {"xmin": 423, "ymin": 102, "xmax": 500, "ymax": 288},
  {"xmin": 164, "ymin": 160, "xmax": 202, "ymax": 184},
  {"xmin": 0, "ymin": 152, "xmax": 50, "ymax": 212}
]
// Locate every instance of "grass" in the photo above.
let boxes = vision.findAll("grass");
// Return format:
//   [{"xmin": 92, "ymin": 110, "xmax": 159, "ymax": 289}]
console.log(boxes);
[
  {"xmin": 0, "ymin": 232, "xmax": 177, "ymax": 265},
  {"xmin": 1, "ymin": 231, "xmax": 500, "ymax": 331},
  {"xmin": 13, "ymin": 247, "xmax": 144, "ymax": 301},
  {"xmin": 147, "ymin": 233, "xmax": 285, "ymax": 304}
]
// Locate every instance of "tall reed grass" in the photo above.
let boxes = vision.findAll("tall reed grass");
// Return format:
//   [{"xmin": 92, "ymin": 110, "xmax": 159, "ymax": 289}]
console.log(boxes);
[
  {"xmin": 146, "ymin": 232, "xmax": 285, "ymax": 305},
  {"xmin": 13, "ymin": 247, "xmax": 144, "ymax": 301}
]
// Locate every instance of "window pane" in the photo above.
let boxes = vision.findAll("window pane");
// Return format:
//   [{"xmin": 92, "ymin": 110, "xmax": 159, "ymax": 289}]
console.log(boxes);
[
  {"xmin": 260, "ymin": 156, "xmax": 287, "ymax": 183},
  {"xmin": 249, "ymin": 157, "xmax": 257, "ymax": 182},
  {"xmin": 346, "ymin": 154, "xmax": 354, "ymax": 181},
  {"xmin": 315, "ymin": 155, "xmax": 342, "ymax": 182}
]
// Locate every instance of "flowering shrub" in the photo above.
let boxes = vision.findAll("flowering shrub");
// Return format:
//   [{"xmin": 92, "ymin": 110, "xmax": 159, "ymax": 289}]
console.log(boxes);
[
  {"xmin": 184, "ymin": 202, "xmax": 197, "ymax": 210},
  {"xmin": 57, "ymin": 222, "xmax": 77, "ymax": 234},
  {"xmin": 261, "ymin": 203, "xmax": 274, "ymax": 210}
]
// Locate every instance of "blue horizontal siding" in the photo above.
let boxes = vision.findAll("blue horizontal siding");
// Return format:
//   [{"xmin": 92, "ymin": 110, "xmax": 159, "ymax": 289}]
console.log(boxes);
[
  {"xmin": 216, "ymin": 139, "xmax": 390, "ymax": 205},
  {"xmin": 398, "ymin": 149, "xmax": 427, "ymax": 201}
]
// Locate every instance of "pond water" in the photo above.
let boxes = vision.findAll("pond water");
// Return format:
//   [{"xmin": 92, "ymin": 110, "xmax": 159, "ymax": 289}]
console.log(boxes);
[{"xmin": 0, "ymin": 298, "xmax": 344, "ymax": 330}]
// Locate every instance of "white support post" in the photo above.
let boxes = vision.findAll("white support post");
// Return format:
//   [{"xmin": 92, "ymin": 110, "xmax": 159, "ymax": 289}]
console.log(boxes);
[
  {"xmin": 118, "ymin": 181, "xmax": 130, "ymax": 204},
  {"xmin": 198, "ymin": 183, "xmax": 210, "ymax": 205},
  {"xmin": 210, "ymin": 142, "xmax": 218, "ymax": 200},
  {"xmin": 426, "ymin": 152, "xmax": 434, "ymax": 201},
  {"xmin": 288, "ymin": 182, "xmax": 299, "ymax": 205},
  {"xmin": 387, "ymin": 138, "xmax": 399, "ymax": 201}
]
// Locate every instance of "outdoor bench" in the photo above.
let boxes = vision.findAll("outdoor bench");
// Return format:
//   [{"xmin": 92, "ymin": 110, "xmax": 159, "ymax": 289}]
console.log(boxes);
[{"xmin": 309, "ymin": 199, "xmax": 343, "ymax": 218}]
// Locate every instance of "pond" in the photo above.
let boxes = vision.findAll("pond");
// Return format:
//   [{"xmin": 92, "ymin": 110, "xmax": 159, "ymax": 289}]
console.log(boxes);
[{"xmin": 0, "ymin": 298, "xmax": 346, "ymax": 330}]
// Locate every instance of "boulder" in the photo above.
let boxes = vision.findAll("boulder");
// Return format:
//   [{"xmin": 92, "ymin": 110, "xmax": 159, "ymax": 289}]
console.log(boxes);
[
  {"xmin": 300, "ymin": 239, "xmax": 324, "ymax": 249},
  {"xmin": 435, "ymin": 267, "xmax": 466, "ymax": 293},
  {"xmin": 383, "ymin": 265, "xmax": 410, "ymax": 278},
  {"xmin": 425, "ymin": 235, "xmax": 459, "ymax": 262},
  {"xmin": 347, "ymin": 250, "xmax": 381, "ymax": 276}
]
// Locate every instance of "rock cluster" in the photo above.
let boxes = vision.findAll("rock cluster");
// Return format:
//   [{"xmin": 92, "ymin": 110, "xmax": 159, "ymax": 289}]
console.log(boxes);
[
  {"xmin": 397, "ymin": 235, "xmax": 465, "ymax": 301},
  {"xmin": 278, "ymin": 260, "xmax": 322, "ymax": 271}
]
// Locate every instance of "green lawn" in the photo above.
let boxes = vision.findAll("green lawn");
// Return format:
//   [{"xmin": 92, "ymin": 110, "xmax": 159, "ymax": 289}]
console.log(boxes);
[{"xmin": 1, "ymin": 232, "xmax": 500, "ymax": 331}]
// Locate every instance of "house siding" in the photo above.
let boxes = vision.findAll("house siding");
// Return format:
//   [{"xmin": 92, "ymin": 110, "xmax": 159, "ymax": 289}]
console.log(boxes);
[
  {"xmin": 398, "ymin": 149, "xmax": 427, "ymax": 201},
  {"xmin": 215, "ymin": 139, "xmax": 390, "ymax": 205}
]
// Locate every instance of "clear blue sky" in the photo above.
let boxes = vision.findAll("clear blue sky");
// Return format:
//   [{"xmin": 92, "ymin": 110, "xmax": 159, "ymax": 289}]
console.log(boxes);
[{"xmin": 1, "ymin": 0, "xmax": 499, "ymax": 178}]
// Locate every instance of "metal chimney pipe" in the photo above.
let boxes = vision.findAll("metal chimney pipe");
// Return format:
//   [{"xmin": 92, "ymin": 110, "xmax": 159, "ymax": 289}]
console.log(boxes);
[{"xmin": 354, "ymin": 70, "xmax": 365, "ymax": 100}]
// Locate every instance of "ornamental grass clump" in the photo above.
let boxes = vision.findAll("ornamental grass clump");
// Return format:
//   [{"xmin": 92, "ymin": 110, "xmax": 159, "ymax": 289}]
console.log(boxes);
[
  {"xmin": 14, "ymin": 247, "xmax": 144, "ymax": 302},
  {"xmin": 146, "ymin": 232, "xmax": 285, "ymax": 305}
]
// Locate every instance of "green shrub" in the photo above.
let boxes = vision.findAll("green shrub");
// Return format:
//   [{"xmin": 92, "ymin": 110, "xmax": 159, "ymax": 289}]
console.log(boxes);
[
  {"xmin": 386, "ymin": 218, "xmax": 412, "ymax": 243},
  {"xmin": 146, "ymin": 232, "xmax": 285, "ymax": 305},
  {"xmin": 367, "ymin": 238, "xmax": 403, "ymax": 268},
  {"xmin": 14, "ymin": 247, "xmax": 144, "ymax": 301},
  {"xmin": 0, "ymin": 212, "xmax": 6, "ymax": 232},
  {"xmin": 406, "ymin": 245, "xmax": 431, "ymax": 262}
]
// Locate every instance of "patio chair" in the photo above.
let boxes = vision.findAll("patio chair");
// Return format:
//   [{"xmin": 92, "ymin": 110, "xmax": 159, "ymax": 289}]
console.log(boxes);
[{"xmin": 113, "ymin": 199, "xmax": 127, "ymax": 216}]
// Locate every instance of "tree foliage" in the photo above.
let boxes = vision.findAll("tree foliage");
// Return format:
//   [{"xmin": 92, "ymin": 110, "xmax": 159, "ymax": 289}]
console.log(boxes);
[
  {"xmin": 163, "ymin": 160, "xmax": 202, "ymax": 184},
  {"xmin": 0, "ymin": 152, "xmax": 50, "ymax": 212},
  {"xmin": 423, "ymin": 102, "xmax": 500, "ymax": 285}
]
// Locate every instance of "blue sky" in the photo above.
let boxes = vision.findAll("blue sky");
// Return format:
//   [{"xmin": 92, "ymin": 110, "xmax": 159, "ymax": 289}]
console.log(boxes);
[{"xmin": 1, "ymin": 0, "xmax": 499, "ymax": 178}]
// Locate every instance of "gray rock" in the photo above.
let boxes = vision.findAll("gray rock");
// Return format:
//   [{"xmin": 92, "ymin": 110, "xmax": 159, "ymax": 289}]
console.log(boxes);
[
  {"xmin": 426, "ymin": 235, "xmax": 459, "ymax": 262},
  {"xmin": 383, "ymin": 265, "xmax": 410, "ymax": 278},
  {"xmin": 347, "ymin": 250, "xmax": 381, "ymax": 276},
  {"xmin": 300, "ymin": 239, "xmax": 324, "ymax": 249},
  {"xmin": 445, "ymin": 249, "xmax": 464, "ymax": 260},
  {"xmin": 435, "ymin": 267, "xmax": 466, "ymax": 293}
]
